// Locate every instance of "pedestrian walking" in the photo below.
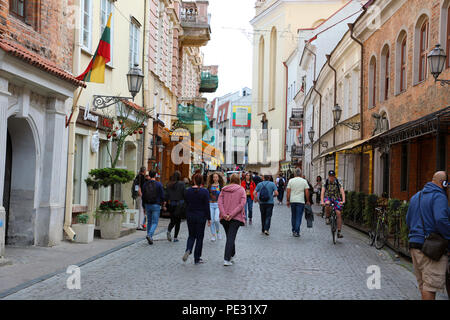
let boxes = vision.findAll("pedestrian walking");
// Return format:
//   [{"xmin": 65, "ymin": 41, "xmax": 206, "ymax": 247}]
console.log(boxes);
[
  {"xmin": 166, "ymin": 171, "xmax": 185, "ymax": 243},
  {"xmin": 254, "ymin": 175, "xmax": 278, "ymax": 236},
  {"xmin": 207, "ymin": 172, "xmax": 225, "ymax": 242},
  {"xmin": 218, "ymin": 173, "xmax": 247, "ymax": 266},
  {"xmin": 132, "ymin": 166, "xmax": 147, "ymax": 231},
  {"xmin": 286, "ymin": 169, "xmax": 310, "ymax": 237},
  {"xmin": 276, "ymin": 174, "xmax": 286, "ymax": 204},
  {"xmin": 142, "ymin": 170, "xmax": 165, "ymax": 245},
  {"xmin": 314, "ymin": 176, "xmax": 323, "ymax": 204},
  {"xmin": 182, "ymin": 174, "xmax": 211, "ymax": 265},
  {"xmin": 406, "ymin": 171, "xmax": 450, "ymax": 300},
  {"xmin": 304, "ymin": 178, "xmax": 315, "ymax": 229},
  {"xmin": 252, "ymin": 172, "xmax": 262, "ymax": 186},
  {"xmin": 241, "ymin": 172, "xmax": 256, "ymax": 225}
]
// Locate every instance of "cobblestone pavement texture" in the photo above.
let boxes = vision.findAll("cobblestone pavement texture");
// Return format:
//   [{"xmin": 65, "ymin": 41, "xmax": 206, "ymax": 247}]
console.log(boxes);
[{"xmin": 3, "ymin": 204, "xmax": 448, "ymax": 300}]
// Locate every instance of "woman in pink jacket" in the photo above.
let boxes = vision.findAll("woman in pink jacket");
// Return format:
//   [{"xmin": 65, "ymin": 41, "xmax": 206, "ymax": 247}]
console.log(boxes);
[{"xmin": 218, "ymin": 173, "xmax": 247, "ymax": 266}]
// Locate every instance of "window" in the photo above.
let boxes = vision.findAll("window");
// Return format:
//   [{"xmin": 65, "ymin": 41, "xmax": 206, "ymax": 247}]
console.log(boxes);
[
  {"xmin": 129, "ymin": 19, "xmax": 141, "ymax": 68},
  {"xmin": 383, "ymin": 47, "xmax": 390, "ymax": 101},
  {"xmin": 9, "ymin": 0, "xmax": 25, "ymax": 19},
  {"xmin": 400, "ymin": 144, "xmax": 408, "ymax": 192},
  {"xmin": 369, "ymin": 56, "xmax": 377, "ymax": 108},
  {"xmin": 81, "ymin": 0, "xmax": 92, "ymax": 51},
  {"xmin": 400, "ymin": 36, "xmax": 407, "ymax": 92},
  {"xmin": 101, "ymin": 0, "xmax": 114, "ymax": 66},
  {"xmin": 258, "ymin": 36, "xmax": 265, "ymax": 113},
  {"xmin": 418, "ymin": 20, "xmax": 429, "ymax": 82}
]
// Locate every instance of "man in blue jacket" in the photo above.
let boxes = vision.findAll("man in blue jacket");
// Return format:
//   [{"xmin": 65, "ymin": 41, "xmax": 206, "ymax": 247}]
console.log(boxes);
[{"xmin": 406, "ymin": 171, "xmax": 450, "ymax": 300}]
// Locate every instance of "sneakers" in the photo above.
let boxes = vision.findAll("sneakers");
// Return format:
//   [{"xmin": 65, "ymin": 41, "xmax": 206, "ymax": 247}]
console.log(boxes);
[
  {"xmin": 224, "ymin": 260, "xmax": 233, "ymax": 266},
  {"xmin": 182, "ymin": 251, "xmax": 191, "ymax": 262},
  {"xmin": 211, "ymin": 235, "xmax": 216, "ymax": 242},
  {"xmin": 173, "ymin": 238, "xmax": 179, "ymax": 243},
  {"xmin": 325, "ymin": 218, "xmax": 331, "ymax": 225},
  {"xmin": 167, "ymin": 231, "xmax": 172, "ymax": 242},
  {"xmin": 293, "ymin": 232, "xmax": 300, "ymax": 237},
  {"xmin": 337, "ymin": 231, "xmax": 344, "ymax": 239},
  {"xmin": 195, "ymin": 258, "xmax": 206, "ymax": 265},
  {"xmin": 146, "ymin": 236, "xmax": 153, "ymax": 245},
  {"xmin": 249, "ymin": 219, "xmax": 252, "ymax": 225},
  {"xmin": 264, "ymin": 230, "xmax": 270, "ymax": 236}
]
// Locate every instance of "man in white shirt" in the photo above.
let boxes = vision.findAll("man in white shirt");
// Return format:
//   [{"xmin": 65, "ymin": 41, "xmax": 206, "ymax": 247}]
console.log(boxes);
[{"xmin": 286, "ymin": 168, "xmax": 310, "ymax": 237}]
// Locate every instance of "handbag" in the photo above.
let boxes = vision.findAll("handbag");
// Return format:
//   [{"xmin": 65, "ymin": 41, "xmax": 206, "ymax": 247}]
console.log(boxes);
[{"xmin": 418, "ymin": 192, "xmax": 449, "ymax": 261}]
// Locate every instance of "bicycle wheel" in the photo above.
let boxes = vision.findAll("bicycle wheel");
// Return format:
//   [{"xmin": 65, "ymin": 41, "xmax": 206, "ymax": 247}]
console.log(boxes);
[
  {"xmin": 367, "ymin": 230, "xmax": 375, "ymax": 246},
  {"xmin": 331, "ymin": 215, "xmax": 337, "ymax": 245},
  {"xmin": 375, "ymin": 221, "xmax": 388, "ymax": 250}
]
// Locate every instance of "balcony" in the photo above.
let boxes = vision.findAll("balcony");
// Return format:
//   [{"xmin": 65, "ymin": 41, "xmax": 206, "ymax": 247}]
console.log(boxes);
[
  {"xmin": 180, "ymin": 1, "xmax": 211, "ymax": 47},
  {"xmin": 199, "ymin": 66, "xmax": 218, "ymax": 93}
]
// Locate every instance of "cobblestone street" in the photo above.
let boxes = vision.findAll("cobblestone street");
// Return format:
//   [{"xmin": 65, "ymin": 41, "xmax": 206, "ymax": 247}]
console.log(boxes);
[{"xmin": 3, "ymin": 204, "xmax": 446, "ymax": 300}]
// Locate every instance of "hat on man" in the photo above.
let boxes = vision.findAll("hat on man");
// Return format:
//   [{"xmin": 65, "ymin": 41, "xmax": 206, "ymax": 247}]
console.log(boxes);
[{"xmin": 328, "ymin": 170, "xmax": 336, "ymax": 177}]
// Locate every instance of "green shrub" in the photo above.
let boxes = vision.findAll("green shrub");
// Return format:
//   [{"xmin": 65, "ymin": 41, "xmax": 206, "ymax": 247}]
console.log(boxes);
[
  {"xmin": 387, "ymin": 198, "xmax": 401, "ymax": 233},
  {"xmin": 354, "ymin": 192, "xmax": 366, "ymax": 224},
  {"xmin": 363, "ymin": 194, "xmax": 378, "ymax": 228},
  {"xmin": 399, "ymin": 202, "xmax": 409, "ymax": 243},
  {"xmin": 345, "ymin": 191, "xmax": 356, "ymax": 220},
  {"xmin": 77, "ymin": 214, "xmax": 90, "ymax": 224},
  {"xmin": 85, "ymin": 168, "xmax": 135, "ymax": 190}
]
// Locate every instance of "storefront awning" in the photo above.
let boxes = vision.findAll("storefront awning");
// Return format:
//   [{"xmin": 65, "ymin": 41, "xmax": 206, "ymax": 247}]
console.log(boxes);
[{"xmin": 335, "ymin": 132, "xmax": 385, "ymax": 153}]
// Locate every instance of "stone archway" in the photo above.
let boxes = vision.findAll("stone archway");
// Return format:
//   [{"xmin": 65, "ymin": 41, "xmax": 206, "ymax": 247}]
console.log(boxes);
[{"xmin": 6, "ymin": 116, "xmax": 37, "ymax": 245}]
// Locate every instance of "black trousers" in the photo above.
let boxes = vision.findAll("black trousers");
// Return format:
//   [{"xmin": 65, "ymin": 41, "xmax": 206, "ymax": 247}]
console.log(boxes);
[
  {"xmin": 168, "ymin": 204, "xmax": 182, "ymax": 238},
  {"xmin": 259, "ymin": 203, "xmax": 274, "ymax": 233},
  {"xmin": 186, "ymin": 216, "xmax": 206, "ymax": 263},
  {"xmin": 221, "ymin": 219, "xmax": 242, "ymax": 261}
]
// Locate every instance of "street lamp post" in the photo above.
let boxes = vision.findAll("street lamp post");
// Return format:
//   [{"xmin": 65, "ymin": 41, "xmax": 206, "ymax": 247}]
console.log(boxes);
[
  {"xmin": 428, "ymin": 44, "xmax": 450, "ymax": 86},
  {"xmin": 332, "ymin": 104, "xmax": 361, "ymax": 131}
]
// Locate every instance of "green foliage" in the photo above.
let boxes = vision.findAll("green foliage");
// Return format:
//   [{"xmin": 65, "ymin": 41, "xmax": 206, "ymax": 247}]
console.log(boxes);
[
  {"xmin": 85, "ymin": 168, "xmax": 135, "ymax": 190},
  {"xmin": 363, "ymin": 194, "xmax": 378, "ymax": 228},
  {"xmin": 77, "ymin": 214, "xmax": 90, "ymax": 224},
  {"xmin": 354, "ymin": 192, "xmax": 366, "ymax": 223},
  {"xmin": 387, "ymin": 198, "xmax": 402, "ymax": 233},
  {"xmin": 399, "ymin": 202, "xmax": 410, "ymax": 243},
  {"xmin": 344, "ymin": 191, "xmax": 355, "ymax": 219}
]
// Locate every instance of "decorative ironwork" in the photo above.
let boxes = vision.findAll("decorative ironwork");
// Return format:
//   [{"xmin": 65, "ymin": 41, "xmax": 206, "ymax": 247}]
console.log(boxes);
[
  {"xmin": 437, "ymin": 79, "xmax": 450, "ymax": 86},
  {"xmin": 340, "ymin": 121, "xmax": 361, "ymax": 131},
  {"xmin": 93, "ymin": 95, "xmax": 134, "ymax": 110}
]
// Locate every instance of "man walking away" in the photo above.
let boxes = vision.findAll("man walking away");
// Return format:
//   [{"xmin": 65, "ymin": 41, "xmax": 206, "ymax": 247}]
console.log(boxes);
[
  {"xmin": 253, "ymin": 172, "xmax": 262, "ymax": 186},
  {"xmin": 276, "ymin": 174, "xmax": 286, "ymax": 205},
  {"xmin": 254, "ymin": 175, "xmax": 278, "ymax": 236},
  {"xmin": 132, "ymin": 167, "xmax": 147, "ymax": 230},
  {"xmin": 166, "ymin": 171, "xmax": 185, "ymax": 243},
  {"xmin": 406, "ymin": 171, "xmax": 450, "ymax": 300},
  {"xmin": 286, "ymin": 169, "xmax": 310, "ymax": 237},
  {"xmin": 142, "ymin": 170, "xmax": 165, "ymax": 245}
]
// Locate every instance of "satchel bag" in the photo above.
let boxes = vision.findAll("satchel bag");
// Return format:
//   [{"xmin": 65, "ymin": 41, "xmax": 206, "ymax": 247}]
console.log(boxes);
[{"xmin": 418, "ymin": 192, "xmax": 449, "ymax": 261}]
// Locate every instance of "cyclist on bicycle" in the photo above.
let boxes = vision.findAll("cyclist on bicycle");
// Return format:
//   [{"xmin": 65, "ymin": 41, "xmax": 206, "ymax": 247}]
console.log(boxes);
[{"xmin": 320, "ymin": 170, "xmax": 346, "ymax": 239}]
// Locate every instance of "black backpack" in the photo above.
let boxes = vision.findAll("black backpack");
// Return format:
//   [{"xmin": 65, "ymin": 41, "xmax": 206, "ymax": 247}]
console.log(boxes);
[
  {"xmin": 143, "ymin": 180, "xmax": 158, "ymax": 204},
  {"xmin": 278, "ymin": 178, "xmax": 285, "ymax": 188},
  {"xmin": 324, "ymin": 178, "xmax": 341, "ymax": 191}
]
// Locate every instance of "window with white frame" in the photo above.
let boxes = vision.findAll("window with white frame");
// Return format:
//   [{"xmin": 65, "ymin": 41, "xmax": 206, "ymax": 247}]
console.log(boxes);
[
  {"xmin": 129, "ymin": 18, "xmax": 141, "ymax": 68},
  {"xmin": 101, "ymin": 0, "xmax": 114, "ymax": 66},
  {"xmin": 81, "ymin": 0, "xmax": 92, "ymax": 51},
  {"xmin": 73, "ymin": 134, "xmax": 85, "ymax": 205}
]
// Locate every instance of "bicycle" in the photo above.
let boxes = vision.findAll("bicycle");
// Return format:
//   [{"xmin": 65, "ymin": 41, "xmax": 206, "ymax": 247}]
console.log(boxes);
[
  {"xmin": 374, "ymin": 207, "xmax": 388, "ymax": 250},
  {"xmin": 324, "ymin": 202, "xmax": 338, "ymax": 245}
]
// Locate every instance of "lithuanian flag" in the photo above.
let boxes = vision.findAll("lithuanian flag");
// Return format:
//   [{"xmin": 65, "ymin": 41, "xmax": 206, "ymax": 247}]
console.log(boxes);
[{"xmin": 76, "ymin": 13, "xmax": 112, "ymax": 83}]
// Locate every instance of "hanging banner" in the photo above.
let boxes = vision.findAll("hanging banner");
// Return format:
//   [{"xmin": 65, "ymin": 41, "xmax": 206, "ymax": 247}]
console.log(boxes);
[{"xmin": 232, "ymin": 106, "xmax": 251, "ymax": 127}]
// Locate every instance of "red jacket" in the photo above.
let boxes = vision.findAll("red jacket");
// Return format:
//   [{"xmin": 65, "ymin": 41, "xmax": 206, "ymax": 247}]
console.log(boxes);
[{"xmin": 241, "ymin": 180, "xmax": 256, "ymax": 200}]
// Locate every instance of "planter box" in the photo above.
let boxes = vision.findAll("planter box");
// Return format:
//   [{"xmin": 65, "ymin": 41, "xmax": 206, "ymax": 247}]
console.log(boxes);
[
  {"xmin": 72, "ymin": 224, "xmax": 95, "ymax": 244},
  {"xmin": 98, "ymin": 211, "xmax": 124, "ymax": 239}
]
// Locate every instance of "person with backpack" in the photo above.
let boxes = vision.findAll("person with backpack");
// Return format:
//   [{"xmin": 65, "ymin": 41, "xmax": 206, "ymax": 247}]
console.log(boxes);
[
  {"xmin": 286, "ymin": 168, "xmax": 310, "ymax": 237},
  {"xmin": 142, "ymin": 170, "xmax": 165, "ymax": 245},
  {"xmin": 406, "ymin": 171, "xmax": 450, "ymax": 300},
  {"xmin": 241, "ymin": 172, "xmax": 256, "ymax": 225},
  {"xmin": 166, "ymin": 171, "xmax": 185, "ymax": 243},
  {"xmin": 320, "ymin": 170, "xmax": 346, "ymax": 239},
  {"xmin": 276, "ymin": 174, "xmax": 286, "ymax": 205},
  {"xmin": 132, "ymin": 167, "xmax": 147, "ymax": 231},
  {"xmin": 182, "ymin": 174, "xmax": 211, "ymax": 265},
  {"xmin": 254, "ymin": 175, "xmax": 278, "ymax": 236}
]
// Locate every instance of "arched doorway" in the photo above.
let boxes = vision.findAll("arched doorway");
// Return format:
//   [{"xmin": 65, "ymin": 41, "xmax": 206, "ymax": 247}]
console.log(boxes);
[{"xmin": 6, "ymin": 117, "xmax": 37, "ymax": 246}]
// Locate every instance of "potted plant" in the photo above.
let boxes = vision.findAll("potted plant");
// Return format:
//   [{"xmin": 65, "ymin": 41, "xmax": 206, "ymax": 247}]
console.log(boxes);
[
  {"xmin": 72, "ymin": 213, "xmax": 95, "ymax": 244},
  {"xmin": 94, "ymin": 200, "xmax": 128, "ymax": 239}
]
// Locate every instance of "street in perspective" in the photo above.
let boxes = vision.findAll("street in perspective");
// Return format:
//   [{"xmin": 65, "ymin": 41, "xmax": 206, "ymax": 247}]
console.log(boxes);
[{"xmin": 0, "ymin": 0, "xmax": 449, "ymax": 303}]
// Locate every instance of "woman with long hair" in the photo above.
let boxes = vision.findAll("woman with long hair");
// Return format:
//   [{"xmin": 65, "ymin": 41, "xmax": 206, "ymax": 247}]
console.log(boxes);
[
  {"xmin": 166, "ymin": 171, "xmax": 185, "ymax": 243},
  {"xmin": 218, "ymin": 174, "xmax": 247, "ymax": 266},
  {"xmin": 182, "ymin": 174, "xmax": 211, "ymax": 264},
  {"xmin": 207, "ymin": 172, "xmax": 225, "ymax": 242},
  {"xmin": 241, "ymin": 172, "xmax": 256, "ymax": 225}
]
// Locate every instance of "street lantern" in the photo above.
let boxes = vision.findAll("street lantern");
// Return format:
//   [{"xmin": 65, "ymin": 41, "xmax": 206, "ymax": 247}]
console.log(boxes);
[
  {"xmin": 428, "ymin": 44, "xmax": 447, "ymax": 81},
  {"xmin": 308, "ymin": 127, "xmax": 315, "ymax": 143},
  {"xmin": 127, "ymin": 64, "xmax": 145, "ymax": 100},
  {"xmin": 332, "ymin": 104, "xmax": 342, "ymax": 124}
]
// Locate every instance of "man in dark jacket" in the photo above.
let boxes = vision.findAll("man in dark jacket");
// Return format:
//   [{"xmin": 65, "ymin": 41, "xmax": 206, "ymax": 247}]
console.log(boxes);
[
  {"xmin": 142, "ymin": 170, "xmax": 165, "ymax": 245},
  {"xmin": 406, "ymin": 171, "xmax": 450, "ymax": 300}
]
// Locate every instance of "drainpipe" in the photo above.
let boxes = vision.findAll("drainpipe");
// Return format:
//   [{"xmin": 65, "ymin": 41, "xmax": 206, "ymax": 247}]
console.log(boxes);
[
  {"xmin": 63, "ymin": 0, "xmax": 82, "ymax": 241},
  {"xmin": 326, "ymin": 54, "xmax": 337, "ymax": 149},
  {"xmin": 283, "ymin": 61, "xmax": 289, "ymax": 164},
  {"xmin": 142, "ymin": 0, "xmax": 150, "ymax": 168},
  {"xmin": 312, "ymin": 81, "xmax": 322, "ymax": 160},
  {"xmin": 348, "ymin": 22, "xmax": 365, "ymax": 192}
]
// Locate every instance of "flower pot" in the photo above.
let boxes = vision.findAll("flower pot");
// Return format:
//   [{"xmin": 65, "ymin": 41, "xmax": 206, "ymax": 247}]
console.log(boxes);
[
  {"xmin": 98, "ymin": 211, "xmax": 124, "ymax": 239},
  {"xmin": 72, "ymin": 224, "xmax": 95, "ymax": 244}
]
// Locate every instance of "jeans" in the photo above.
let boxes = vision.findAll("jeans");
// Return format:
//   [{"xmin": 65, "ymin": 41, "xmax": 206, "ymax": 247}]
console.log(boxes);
[
  {"xmin": 291, "ymin": 203, "xmax": 305, "ymax": 234},
  {"xmin": 168, "ymin": 200, "xmax": 184, "ymax": 239},
  {"xmin": 244, "ymin": 197, "xmax": 253, "ymax": 220},
  {"xmin": 277, "ymin": 188, "xmax": 284, "ymax": 203},
  {"xmin": 145, "ymin": 204, "xmax": 161, "ymax": 238},
  {"xmin": 221, "ymin": 219, "xmax": 241, "ymax": 261},
  {"xmin": 210, "ymin": 202, "xmax": 220, "ymax": 235},
  {"xmin": 186, "ymin": 216, "xmax": 207, "ymax": 263},
  {"xmin": 259, "ymin": 203, "xmax": 274, "ymax": 232}
]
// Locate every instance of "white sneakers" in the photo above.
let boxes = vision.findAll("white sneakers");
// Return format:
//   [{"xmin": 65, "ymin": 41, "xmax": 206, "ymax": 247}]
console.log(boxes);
[
  {"xmin": 211, "ymin": 236, "xmax": 216, "ymax": 242},
  {"xmin": 224, "ymin": 260, "xmax": 233, "ymax": 266}
]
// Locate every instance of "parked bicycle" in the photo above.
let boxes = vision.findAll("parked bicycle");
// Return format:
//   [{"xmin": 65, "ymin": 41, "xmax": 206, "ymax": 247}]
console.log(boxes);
[{"xmin": 369, "ymin": 207, "xmax": 388, "ymax": 250}]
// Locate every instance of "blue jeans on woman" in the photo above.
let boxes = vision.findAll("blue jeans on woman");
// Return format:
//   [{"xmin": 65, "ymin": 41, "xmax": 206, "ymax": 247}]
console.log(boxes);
[
  {"xmin": 291, "ymin": 203, "xmax": 305, "ymax": 234},
  {"xmin": 209, "ymin": 202, "xmax": 220, "ymax": 236},
  {"xmin": 244, "ymin": 197, "xmax": 253, "ymax": 220},
  {"xmin": 145, "ymin": 204, "xmax": 161, "ymax": 239}
]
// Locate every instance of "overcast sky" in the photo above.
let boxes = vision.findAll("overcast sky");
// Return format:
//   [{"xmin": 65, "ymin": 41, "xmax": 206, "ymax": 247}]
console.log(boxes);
[{"xmin": 202, "ymin": 0, "xmax": 255, "ymax": 101}]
